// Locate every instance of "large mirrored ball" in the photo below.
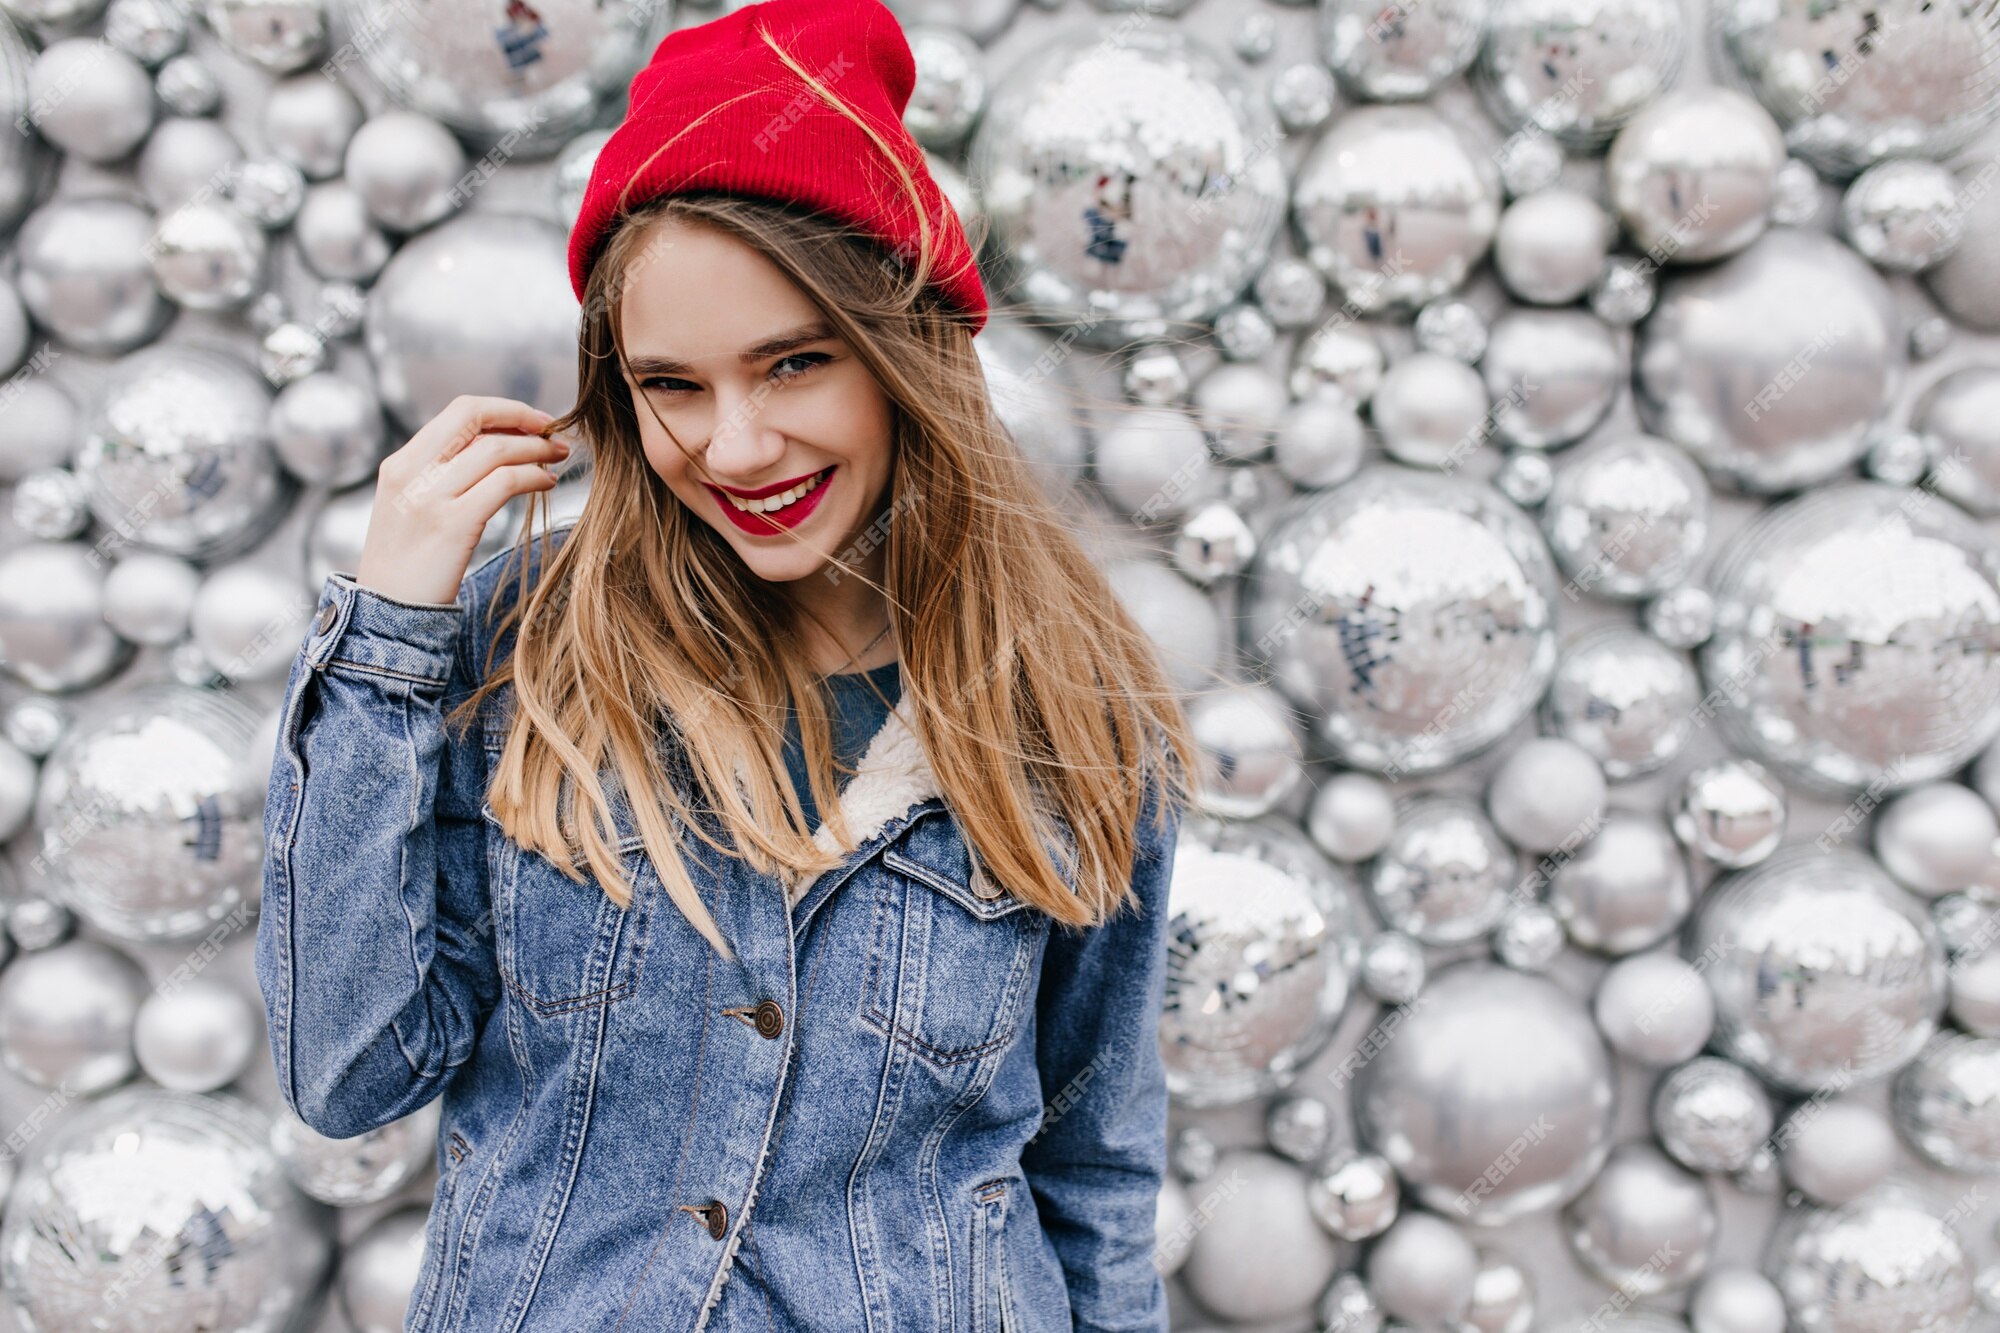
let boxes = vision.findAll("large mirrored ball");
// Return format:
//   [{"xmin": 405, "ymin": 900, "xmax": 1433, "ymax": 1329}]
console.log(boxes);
[
  {"xmin": 33, "ymin": 683, "xmax": 266, "ymax": 942},
  {"xmin": 1635, "ymin": 228, "xmax": 1900, "ymax": 494},
  {"xmin": 1160, "ymin": 814, "xmax": 1363, "ymax": 1107},
  {"xmin": 1317, "ymin": 0, "xmax": 1484, "ymax": 101},
  {"xmin": 1891, "ymin": 1031, "xmax": 2000, "ymax": 1174},
  {"xmin": 1292, "ymin": 104, "xmax": 1499, "ymax": 316},
  {"xmin": 0, "ymin": 1088, "xmax": 336, "ymax": 1332},
  {"xmin": 363, "ymin": 211, "xmax": 579, "ymax": 436},
  {"xmin": 1700, "ymin": 482, "xmax": 2000, "ymax": 795},
  {"xmin": 968, "ymin": 24, "xmax": 1286, "ymax": 348},
  {"xmin": 1766, "ymin": 1181, "xmax": 1976, "ymax": 1332},
  {"xmin": 13, "ymin": 194, "xmax": 172, "ymax": 355},
  {"xmin": 1477, "ymin": 0, "xmax": 1684, "ymax": 147},
  {"xmin": 1542, "ymin": 435, "xmax": 1710, "ymax": 599},
  {"xmin": 75, "ymin": 342, "xmax": 292, "ymax": 562},
  {"xmin": 1352, "ymin": 961, "xmax": 1617, "ymax": 1224},
  {"xmin": 1242, "ymin": 466, "xmax": 1558, "ymax": 775},
  {"xmin": 1687, "ymin": 846, "xmax": 1948, "ymax": 1093},
  {"xmin": 1606, "ymin": 87, "xmax": 1786, "ymax": 263},
  {"xmin": 325, "ymin": 0, "xmax": 671, "ymax": 156},
  {"xmin": 1718, "ymin": 0, "xmax": 2000, "ymax": 176},
  {"xmin": 0, "ymin": 937, "xmax": 148, "ymax": 1093}
]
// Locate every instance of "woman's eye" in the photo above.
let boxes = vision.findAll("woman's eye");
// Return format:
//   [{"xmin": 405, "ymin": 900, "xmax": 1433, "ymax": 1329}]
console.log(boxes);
[
  {"xmin": 770, "ymin": 352, "xmax": 830, "ymax": 381},
  {"xmin": 639, "ymin": 353, "xmax": 830, "ymax": 396}
]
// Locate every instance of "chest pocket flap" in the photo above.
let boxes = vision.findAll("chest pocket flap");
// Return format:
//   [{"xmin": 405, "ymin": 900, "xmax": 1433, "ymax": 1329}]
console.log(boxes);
[{"xmin": 863, "ymin": 810, "xmax": 1070, "ymax": 1071}]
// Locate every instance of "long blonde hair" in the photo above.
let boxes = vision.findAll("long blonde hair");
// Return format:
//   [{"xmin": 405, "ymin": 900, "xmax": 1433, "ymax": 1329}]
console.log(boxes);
[{"xmin": 448, "ymin": 35, "xmax": 1196, "ymax": 962}]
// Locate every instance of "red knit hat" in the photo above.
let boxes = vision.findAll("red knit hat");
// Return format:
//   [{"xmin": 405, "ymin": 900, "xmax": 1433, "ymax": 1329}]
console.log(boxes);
[{"xmin": 566, "ymin": 0, "xmax": 988, "ymax": 335}]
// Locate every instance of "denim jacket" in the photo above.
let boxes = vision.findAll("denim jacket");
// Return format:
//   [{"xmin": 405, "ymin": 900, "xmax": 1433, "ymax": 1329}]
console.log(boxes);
[{"xmin": 254, "ymin": 529, "xmax": 1181, "ymax": 1333}]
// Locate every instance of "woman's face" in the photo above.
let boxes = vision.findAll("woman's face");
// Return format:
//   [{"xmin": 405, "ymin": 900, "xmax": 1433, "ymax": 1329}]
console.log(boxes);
[{"xmin": 617, "ymin": 219, "xmax": 896, "ymax": 585}]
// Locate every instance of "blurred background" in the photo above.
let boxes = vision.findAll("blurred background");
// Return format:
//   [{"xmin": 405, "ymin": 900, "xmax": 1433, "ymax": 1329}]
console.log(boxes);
[{"xmin": 0, "ymin": 0, "xmax": 1996, "ymax": 1329}]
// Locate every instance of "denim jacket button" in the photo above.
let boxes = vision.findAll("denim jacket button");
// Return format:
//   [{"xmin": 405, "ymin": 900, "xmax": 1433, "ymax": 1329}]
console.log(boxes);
[
  {"xmin": 680, "ymin": 1200, "xmax": 728, "ymax": 1239},
  {"xmin": 752, "ymin": 999, "xmax": 784, "ymax": 1039},
  {"xmin": 314, "ymin": 602, "xmax": 336, "ymax": 635}
]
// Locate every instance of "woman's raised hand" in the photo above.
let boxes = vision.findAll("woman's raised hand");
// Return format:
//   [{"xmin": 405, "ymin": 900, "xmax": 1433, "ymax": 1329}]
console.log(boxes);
[{"xmin": 353, "ymin": 395, "xmax": 572, "ymax": 606}]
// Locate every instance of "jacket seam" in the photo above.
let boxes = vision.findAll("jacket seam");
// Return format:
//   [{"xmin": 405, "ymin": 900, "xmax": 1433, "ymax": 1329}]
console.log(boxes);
[
  {"xmin": 391, "ymin": 679, "xmax": 428, "ymax": 1079},
  {"xmin": 500, "ymin": 996, "xmax": 618, "ymax": 1333},
  {"xmin": 274, "ymin": 703, "xmax": 309, "ymax": 1121},
  {"xmin": 323, "ymin": 655, "xmax": 451, "ymax": 687},
  {"xmin": 918, "ymin": 910, "xmax": 1038, "ymax": 1331},
  {"xmin": 440, "ymin": 957, "xmax": 537, "ymax": 1330}
]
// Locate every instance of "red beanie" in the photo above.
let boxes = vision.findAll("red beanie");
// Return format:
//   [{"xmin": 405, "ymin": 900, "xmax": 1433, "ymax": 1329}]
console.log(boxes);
[{"xmin": 566, "ymin": 0, "xmax": 989, "ymax": 335}]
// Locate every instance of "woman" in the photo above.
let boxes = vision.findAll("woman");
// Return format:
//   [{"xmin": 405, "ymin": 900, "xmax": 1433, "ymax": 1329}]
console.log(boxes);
[{"xmin": 255, "ymin": 1, "xmax": 1196, "ymax": 1329}]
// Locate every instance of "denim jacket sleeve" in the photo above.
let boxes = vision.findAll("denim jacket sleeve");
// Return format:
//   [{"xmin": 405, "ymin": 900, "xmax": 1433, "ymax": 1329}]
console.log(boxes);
[
  {"xmin": 1019, "ymin": 770, "xmax": 1181, "ymax": 1332},
  {"xmin": 254, "ymin": 566, "xmax": 501, "ymax": 1140}
]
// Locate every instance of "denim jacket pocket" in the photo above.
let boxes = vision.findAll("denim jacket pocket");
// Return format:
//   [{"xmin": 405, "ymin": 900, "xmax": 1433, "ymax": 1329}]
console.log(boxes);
[
  {"xmin": 969, "ymin": 1176, "xmax": 1014, "ymax": 1333},
  {"xmin": 477, "ymin": 727, "xmax": 655, "ymax": 1018},
  {"xmin": 862, "ymin": 818, "xmax": 1052, "ymax": 1071}
]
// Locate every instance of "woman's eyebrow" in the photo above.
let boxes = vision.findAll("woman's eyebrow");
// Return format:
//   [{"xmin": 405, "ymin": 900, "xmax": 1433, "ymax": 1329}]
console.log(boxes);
[{"xmin": 626, "ymin": 322, "xmax": 835, "ymax": 376}]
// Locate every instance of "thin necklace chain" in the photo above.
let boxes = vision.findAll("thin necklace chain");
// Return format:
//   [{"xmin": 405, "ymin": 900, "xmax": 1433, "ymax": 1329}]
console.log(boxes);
[
  {"xmin": 833, "ymin": 616, "xmax": 894, "ymax": 675},
  {"xmin": 844, "ymin": 620, "xmax": 892, "ymax": 668}
]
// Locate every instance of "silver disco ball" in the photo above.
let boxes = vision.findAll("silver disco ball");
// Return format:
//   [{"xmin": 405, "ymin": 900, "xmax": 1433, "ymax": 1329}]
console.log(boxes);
[
  {"xmin": 1352, "ymin": 961, "xmax": 1617, "ymax": 1225},
  {"xmin": 1635, "ymin": 227, "xmax": 1901, "ymax": 495},
  {"xmin": 73, "ymin": 341, "xmax": 294, "ymax": 562},
  {"xmin": 1160, "ymin": 813, "xmax": 1363, "ymax": 1108},
  {"xmin": 1716, "ymin": 0, "xmax": 2000, "ymax": 177},
  {"xmin": 1687, "ymin": 846, "xmax": 1948, "ymax": 1093},
  {"xmin": 1765, "ymin": 1179, "xmax": 1976, "ymax": 1331},
  {"xmin": 1291, "ymin": 104, "xmax": 1500, "ymax": 316},
  {"xmin": 363, "ymin": 210, "xmax": 580, "ymax": 435},
  {"xmin": 0, "ymin": 1087, "xmax": 336, "ymax": 1332},
  {"xmin": 1476, "ymin": 0, "xmax": 1685, "ymax": 148},
  {"xmin": 968, "ymin": 21, "xmax": 1287, "ymax": 348},
  {"xmin": 325, "ymin": 0, "xmax": 674, "ymax": 157},
  {"xmin": 1241, "ymin": 464, "xmax": 1559, "ymax": 775},
  {"xmin": 32, "ymin": 682, "xmax": 266, "ymax": 942},
  {"xmin": 1700, "ymin": 482, "xmax": 2000, "ymax": 796}
]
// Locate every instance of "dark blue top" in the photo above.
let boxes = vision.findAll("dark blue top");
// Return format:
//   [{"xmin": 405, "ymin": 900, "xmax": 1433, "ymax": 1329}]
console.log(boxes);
[{"xmin": 780, "ymin": 659, "xmax": 902, "ymax": 833}]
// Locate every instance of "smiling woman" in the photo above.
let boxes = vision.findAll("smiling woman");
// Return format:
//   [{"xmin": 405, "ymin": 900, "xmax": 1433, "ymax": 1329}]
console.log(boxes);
[
  {"xmin": 615, "ymin": 227, "xmax": 897, "ymax": 583},
  {"xmin": 254, "ymin": 0, "xmax": 1199, "ymax": 1330}
]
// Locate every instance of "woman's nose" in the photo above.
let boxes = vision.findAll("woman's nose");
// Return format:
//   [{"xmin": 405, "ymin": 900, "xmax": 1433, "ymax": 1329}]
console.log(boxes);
[{"xmin": 702, "ymin": 392, "xmax": 788, "ymax": 478}]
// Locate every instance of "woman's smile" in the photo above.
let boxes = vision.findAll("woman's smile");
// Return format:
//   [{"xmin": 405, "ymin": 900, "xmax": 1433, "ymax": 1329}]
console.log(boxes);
[{"xmin": 704, "ymin": 464, "xmax": 837, "ymax": 533}]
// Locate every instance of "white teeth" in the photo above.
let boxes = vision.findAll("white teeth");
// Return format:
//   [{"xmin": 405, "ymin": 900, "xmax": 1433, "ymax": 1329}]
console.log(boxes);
[{"xmin": 726, "ymin": 468, "xmax": 830, "ymax": 514}]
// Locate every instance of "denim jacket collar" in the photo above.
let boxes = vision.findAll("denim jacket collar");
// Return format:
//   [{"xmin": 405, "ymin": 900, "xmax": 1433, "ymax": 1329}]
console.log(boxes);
[
  {"xmin": 767, "ymin": 691, "xmax": 942, "ymax": 907},
  {"xmin": 757, "ymin": 692, "xmax": 1075, "ymax": 913}
]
